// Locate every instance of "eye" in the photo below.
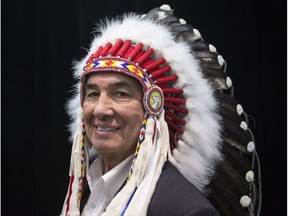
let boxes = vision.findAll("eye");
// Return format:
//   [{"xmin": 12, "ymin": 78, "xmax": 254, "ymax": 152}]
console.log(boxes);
[
  {"xmin": 113, "ymin": 91, "xmax": 132, "ymax": 101},
  {"xmin": 87, "ymin": 91, "xmax": 99, "ymax": 97},
  {"xmin": 85, "ymin": 91, "xmax": 99, "ymax": 102},
  {"xmin": 115, "ymin": 91, "xmax": 129, "ymax": 97}
]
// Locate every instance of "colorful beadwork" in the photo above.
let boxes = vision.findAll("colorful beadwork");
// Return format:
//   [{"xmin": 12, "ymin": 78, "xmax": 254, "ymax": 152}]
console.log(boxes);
[
  {"xmin": 82, "ymin": 57, "xmax": 152, "ymax": 90},
  {"xmin": 143, "ymin": 85, "xmax": 164, "ymax": 116},
  {"xmin": 127, "ymin": 117, "xmax": 147, "ymax": 182},
  {"xmin": 77, "ymin": 122, "xmax": 86, "ymax": 207}
]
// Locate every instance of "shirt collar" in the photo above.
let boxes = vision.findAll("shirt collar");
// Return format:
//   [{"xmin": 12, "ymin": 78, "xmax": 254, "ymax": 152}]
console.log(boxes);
[
  {"xmin": 87, "ymin": 154, "xmax": 134, "ymax": 197},
  {"xmin": 102, "ymin": 155, "xmax": 134, "ymax": 198}
]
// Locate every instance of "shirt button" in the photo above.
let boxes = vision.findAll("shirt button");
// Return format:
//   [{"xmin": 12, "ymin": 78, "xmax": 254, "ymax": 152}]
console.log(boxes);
[{"xmin": 91, "ymin": 204, "xmax": 96, "ymax": 209}]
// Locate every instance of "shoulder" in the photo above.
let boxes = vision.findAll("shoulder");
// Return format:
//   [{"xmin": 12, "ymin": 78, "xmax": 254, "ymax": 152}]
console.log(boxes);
[{"xmin": 147, "ymin": 161, "xmax": 219, "ymax": 216}]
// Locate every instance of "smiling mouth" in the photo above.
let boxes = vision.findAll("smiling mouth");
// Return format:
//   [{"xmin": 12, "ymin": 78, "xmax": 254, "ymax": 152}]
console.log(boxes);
[{"xmin": 96, "ymin": 126, "xmax": 120, "ymax": 132}]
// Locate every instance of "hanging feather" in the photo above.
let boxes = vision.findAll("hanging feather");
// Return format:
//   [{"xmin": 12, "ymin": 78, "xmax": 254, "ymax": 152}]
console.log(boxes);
[{"xmin": 143, "ymin": 4, "xmax": 262, "ymax": 216}]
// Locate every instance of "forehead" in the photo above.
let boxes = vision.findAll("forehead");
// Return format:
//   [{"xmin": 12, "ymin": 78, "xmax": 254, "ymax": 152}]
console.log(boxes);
[{"xmin": 85, "ymin": 72, "xmax": 144, "ymax": 90}]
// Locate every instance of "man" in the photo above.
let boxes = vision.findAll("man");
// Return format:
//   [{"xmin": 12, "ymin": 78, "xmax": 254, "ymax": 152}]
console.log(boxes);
[{"xmin": 61, "ymin": 4, "xmax": 261, "ymax": 216}]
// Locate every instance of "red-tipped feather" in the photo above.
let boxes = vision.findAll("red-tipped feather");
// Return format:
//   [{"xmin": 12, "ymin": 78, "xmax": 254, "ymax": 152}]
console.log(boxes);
[
  {"xmin": 145, "ymin": 58, "xmax": 166, "ymax": 72},
  {"xmin": 165, "ymin": 110, "xmax": 186, "ymax": 125},
  {"xmin": 165, "ymin": 103, "xmax": 188, "ymax": 114},
  {"xmin": 135, "ymin": 48, "xmax": 154, "ymax": 64},
  {"xmin": 100, "ymin": 42, "xmax": 112, "ymax": 56},
  {"xmin": 165, "ymin": 97, "xmax": 186, "ymax": 104},
  {"xmin": 155, "ymin": 75, "xmax": 178, "ymax": 85},
  {"xmin": 94, "ymin": 46, "xmax": 104, "ymax": 59},
  {"xmin": 128, "ymin": 43, "xmax": 143, "ymax": 60},
  {"xmin": 165, "ymin": 117, "xmax": 185, "ymax": 134},
  {"xmin": 87, "ymin": 46, "xmax": 103, "ymax": 63},
  {"xmin": 162, "ymin": 88, "xmax": 183, "ymax": 95},
  {"xmin": 116, "ymin": 40, "xmax": 132, "ymax": 57},
  {"xmin": 150, "ymin": 66, "xmax": 171, "ymax": 79},
  {"xmin": 108, "ymin": 39, "xmax": 123, "ymax": 56}
]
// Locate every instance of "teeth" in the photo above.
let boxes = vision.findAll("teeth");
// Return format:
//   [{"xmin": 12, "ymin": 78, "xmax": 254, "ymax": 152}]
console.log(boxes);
[{"xmin": 97, "ymin": 127, "xmax": 118, "ymax": 132}]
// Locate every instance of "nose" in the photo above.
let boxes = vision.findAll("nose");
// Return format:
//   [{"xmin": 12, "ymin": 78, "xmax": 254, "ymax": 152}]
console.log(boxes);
[{"xmin": 92, "ymin": 93, "xmax": 114, "ymax": 119}]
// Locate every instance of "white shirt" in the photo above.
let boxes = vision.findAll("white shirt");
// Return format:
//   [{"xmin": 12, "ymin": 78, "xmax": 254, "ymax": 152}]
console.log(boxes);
[{"xmin": 81, "ymin": 155, "xmax": 134, "ymax": 216}]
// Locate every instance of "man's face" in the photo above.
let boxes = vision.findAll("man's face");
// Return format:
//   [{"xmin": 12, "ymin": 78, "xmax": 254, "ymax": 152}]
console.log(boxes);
[{"xmin": 82, "ymin": 72, "xmax": 144, "ymax": 161}]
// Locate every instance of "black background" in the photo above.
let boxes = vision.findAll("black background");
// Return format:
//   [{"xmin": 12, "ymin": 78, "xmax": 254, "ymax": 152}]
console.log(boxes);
[{"xmin": 2, "ymin": 0, "xmax": 286, "ymax": 215}]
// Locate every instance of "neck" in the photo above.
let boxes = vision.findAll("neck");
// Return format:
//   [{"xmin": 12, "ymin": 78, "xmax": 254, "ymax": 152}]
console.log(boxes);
[{"xmin": 101, "ymin": 152, "xmax": 134, "ymax": 174}]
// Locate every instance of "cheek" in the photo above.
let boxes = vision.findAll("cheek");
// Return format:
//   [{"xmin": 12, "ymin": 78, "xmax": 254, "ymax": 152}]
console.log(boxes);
[
  {"xmin": 82, "ymin": 104, "xmax": 94, "ymax": 124},
  {"xmin": 125, "ymin": 104, "xmax": 145, "ymax": 128}
]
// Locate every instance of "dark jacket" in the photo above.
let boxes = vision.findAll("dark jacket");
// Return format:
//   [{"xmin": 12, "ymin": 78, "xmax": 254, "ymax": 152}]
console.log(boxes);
[
  {"xmin": 147, "ymin": 161, "xmax": 219, "ymax": 216},
  {"xmin": 80, "ymin": 160, "xmax": 219, "ymax": 215}
]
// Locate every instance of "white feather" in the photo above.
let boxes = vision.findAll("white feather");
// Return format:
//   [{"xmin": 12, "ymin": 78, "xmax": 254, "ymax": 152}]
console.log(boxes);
[{"xmin": 67, "ymin": 14, "xmax": 222, "ymax": 193}]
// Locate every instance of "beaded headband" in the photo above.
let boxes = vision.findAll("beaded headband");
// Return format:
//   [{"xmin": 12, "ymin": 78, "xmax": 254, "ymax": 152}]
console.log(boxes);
[{"xmin": 82, "ymin": 57, "xmax": 153, "ymax": 90}]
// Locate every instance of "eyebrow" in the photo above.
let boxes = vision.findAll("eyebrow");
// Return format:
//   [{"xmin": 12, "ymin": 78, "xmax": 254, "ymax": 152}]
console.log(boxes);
[{"xmin": 85, "ymin": 80, "xmax": 131, "ymax": 90}]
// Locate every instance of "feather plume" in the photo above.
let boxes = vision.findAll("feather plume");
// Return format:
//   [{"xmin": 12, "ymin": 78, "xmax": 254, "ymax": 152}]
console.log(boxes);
[{"xmin": 144, "ymin": 5, "xmax": 262, "ymax": 216}]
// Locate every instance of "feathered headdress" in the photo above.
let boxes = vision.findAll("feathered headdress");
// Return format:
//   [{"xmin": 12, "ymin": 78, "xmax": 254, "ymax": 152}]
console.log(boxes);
[{"xmin": 61, "ymin": 4, "xmax": 261, "ymax": 216}]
